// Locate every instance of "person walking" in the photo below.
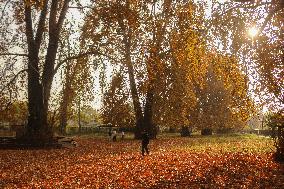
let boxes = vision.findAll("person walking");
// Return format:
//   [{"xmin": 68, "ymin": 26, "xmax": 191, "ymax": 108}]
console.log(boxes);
[
  {"xmin": 112, "ymin": 130, "xmax": 117, "ymax": 142},
  {"xmin": 108, "ymin": 129, "xmax": 112, "ymax": 141},
  {"xmin": 121, "ymin": 131, "xmax": 125, "ymax": 140},
  {"xmin": 141, "ymin": 131, "xmax": 150, "ymax": 156}
]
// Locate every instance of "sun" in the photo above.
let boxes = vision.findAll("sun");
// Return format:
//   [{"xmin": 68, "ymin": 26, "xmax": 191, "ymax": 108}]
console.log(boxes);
[{"xmin": 248, "ymin": 27, "xmax": 258, "ymax": 38}]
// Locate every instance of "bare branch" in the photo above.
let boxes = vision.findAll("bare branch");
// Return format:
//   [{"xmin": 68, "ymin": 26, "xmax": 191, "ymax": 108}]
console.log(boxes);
[
  {"xmin": 53, "ymin": 50, "xmax": 116, "ymax": 76},
  {"xmin": 68, "ymin": 6, "xmax": 92, "ymax": 9},
  {"xmin": 0, "ymin": 69, "xmax": 28, "ymax": 94},
  {"xmin": 0, "ymin": 0, "xmax": 12, "ymax": 21},
  {"xmin": 0, "ymin": 53, "xmax": 28, "ymax": 57},
  {"xmin": 57, "ymin": 0, "xmax": 71, "ymax": 31},
  {"xmin": 258, "ymin": 6, "xmax": 283, "ymax": 34}
]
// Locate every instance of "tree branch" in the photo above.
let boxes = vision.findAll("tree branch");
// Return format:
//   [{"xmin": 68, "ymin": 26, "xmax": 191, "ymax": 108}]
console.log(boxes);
[
  {"xmin": 54, "ymin": 50, "xmax": 99, "ymax": 75},
  {"xmin": 68, "ymin": 6, "xmax": 92, "ymax": 9},
  {"xmin": 35, "ymin": 0, "xmax": 49, "ymax": 50},
  {"xmin": 24, "ymin": 3, "xmax": 35, "ymax": 45},
  {"xmin": 53, "ymin": 49, "xmax": 116, "ymax": 76},
  {"xmin": 258, "ymin": 5, "xmax": 283, "ymax": 34},
  {"xmin": 0, "ymin": 0, "xmax": 12, "ymax": 21},
  {"xmin": 0, "ymin": 53, "xmax": 28, "ymax": 57},
  {"xmin": 0, "ymin": 69, "xmax": 28, "ymax": 94},
  {"xmin": 49, "ymin": 0, "xmax": 58, "ymax": 33},
  {"xmin": 57, "ymin": 0, "xmax": 71, "ymax": 31}
]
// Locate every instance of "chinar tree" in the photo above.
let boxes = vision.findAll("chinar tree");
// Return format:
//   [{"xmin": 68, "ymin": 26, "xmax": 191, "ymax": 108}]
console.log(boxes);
[
  {"xmin": 24, "ymin": 0, "xmax": 72, "ymax": 143},
  {"xmin": 101, "ymin": 72, "xmax": 135, "ymax": 128},
  {"xmin": 82, "ymin": 0, "xmax": 208, "ymax": 139},
  {"xmin": 210, "ymin": 0, "xmax": 283, "ymax": 159},
  {"xmin": 189, "ymin": 54, "xmax": 255, "ymax": 135},
  {"xmin": 0, "ymin": 0, "xmax": 94, "ymax": 144}
]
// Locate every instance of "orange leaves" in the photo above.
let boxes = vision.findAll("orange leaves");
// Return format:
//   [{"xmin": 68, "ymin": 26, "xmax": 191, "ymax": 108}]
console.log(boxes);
[
  {"xmin": 0, "ymin": 136, "xmax": 282, "ymax": 188},
  {"xmin": 24, "ymin": 0, "xmax": 45, "ymax": 9}
]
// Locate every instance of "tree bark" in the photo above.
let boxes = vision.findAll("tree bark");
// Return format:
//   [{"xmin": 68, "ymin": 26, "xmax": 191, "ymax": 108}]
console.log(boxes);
[
  {"xmin": 23, "ymin": 0, "xmax": 71, "ymax": 144},
  {"xmin": 140, "ymin": 0, "xmax": 171, "ymax": 139},
  {"xmin": 143, "ymin": 87, "xmax": 156, "ymax": 138},
  {"xmin": 24, "ymin": 4, "xmax": 49, "ymax": 143},
  {"xmin": 124, "ymin": 31, "xmax": 144, "ymax": 139}
]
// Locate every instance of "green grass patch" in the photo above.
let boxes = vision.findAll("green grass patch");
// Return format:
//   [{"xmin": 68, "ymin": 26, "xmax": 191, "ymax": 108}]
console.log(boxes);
[{"xmin": 164, "ymin": 134, "xmax": 275, "ymax": 154}]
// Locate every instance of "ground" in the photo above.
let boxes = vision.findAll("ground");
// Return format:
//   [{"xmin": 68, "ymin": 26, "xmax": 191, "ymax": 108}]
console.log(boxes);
[{"xmin": 0, "ymin": 134, "xmax": 283, "ymax": 188}]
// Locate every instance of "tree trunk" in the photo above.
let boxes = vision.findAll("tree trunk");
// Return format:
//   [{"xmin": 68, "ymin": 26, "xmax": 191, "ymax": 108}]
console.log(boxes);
[
  {"xmin": 59, "ymin": 84, "xmax": 70, "ymax": 135},
  {"xmin": 143, "ymin": 87, "xmax": 157, "ymax": 139},
  {"xmin": 23, "ymin": 0, "xmax": 71, "ymax": 144},
  {"xmin": 201, "ymin": 128, "xmax": 213, "ymax": 135},
  {"xmin": 78, "ymin": 97, "xmax": 81, "ymax": 134},
  {"xmin": 124, "ymin": 35, "xmax": 144, "ymax": 139},
  {"xmin": 59, "ymin": 55, "xmax": 73, "ymax": 135},
  {"xmin": 25, "ymin": 58, "xmax": 50, "ymax": 143},
  {"xmin": 23, "ymin": 4, "xmax": 52, "ymax": 144}
]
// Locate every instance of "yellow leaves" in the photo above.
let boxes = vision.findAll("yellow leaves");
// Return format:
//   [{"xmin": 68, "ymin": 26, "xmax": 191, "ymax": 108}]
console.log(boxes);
[{"xmin": 24, "ymin": 0, "xmax": 45, "ymax": 9}]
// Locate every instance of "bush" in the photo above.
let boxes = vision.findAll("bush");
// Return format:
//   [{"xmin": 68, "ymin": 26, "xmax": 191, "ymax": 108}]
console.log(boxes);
[
  {"xmin": 180, "ymin": 126, "xmax": 192, "ymax": 137},
  {"xmin": 216, "ymin": 128, "xmax": 234, "ymax": 134},
  {"xmin": 201, "ymin": 128, "xmax": 213, "ymax": 135},
  {"xmin": 267, "ymin": 111, "xmax": 284, "ymax": 162}
]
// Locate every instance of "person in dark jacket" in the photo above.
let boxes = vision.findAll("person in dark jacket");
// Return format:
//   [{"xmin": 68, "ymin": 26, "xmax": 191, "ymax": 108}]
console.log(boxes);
[{"xmin": 141, "ymin": 131, "xmax": 150, "ymax": 156}]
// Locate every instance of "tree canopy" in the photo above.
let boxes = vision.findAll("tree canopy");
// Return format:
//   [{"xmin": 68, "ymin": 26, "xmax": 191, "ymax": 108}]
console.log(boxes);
[{"xmin": 0, "ymin": 0, "xmax": 282, "ymax": 142}]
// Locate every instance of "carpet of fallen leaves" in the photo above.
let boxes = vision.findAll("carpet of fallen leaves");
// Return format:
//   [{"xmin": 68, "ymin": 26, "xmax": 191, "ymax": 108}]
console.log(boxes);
[{"xmin": 1, "ymin": 135, "xmax": 284, "ymax": 188}]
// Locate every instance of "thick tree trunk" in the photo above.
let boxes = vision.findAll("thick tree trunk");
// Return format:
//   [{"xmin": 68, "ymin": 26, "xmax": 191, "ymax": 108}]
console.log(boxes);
[
  {"xmin": 127, "ymin": 61, "xmax": 144, "ymax": 138},
  {"xmin": 124, "ymin": 36, "xmax": 144, "ymax": 139},
  {"xmin": 23, "ymin": 4, "xmax": 52, "ymax": 144},
  {"xmin": 24, "ymin": 54, "xmax": 53, "ymax": 143},
  {"xmin": 23, "ymin": 0, "xmax": 71, "ymax": 144},
  {"xmin": 143, "ymin": 87, "xmax": 157, "ymax": 139},
  {"xmin": 25, "ymin": 57, "xmax": 51, "ymax": 142},
  {"xmin": 24, "ymin": 52, "xmax": 53, "ymax": 143}
]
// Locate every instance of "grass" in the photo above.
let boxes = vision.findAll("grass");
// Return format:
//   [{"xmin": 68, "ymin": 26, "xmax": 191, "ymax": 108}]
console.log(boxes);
[
  {"xmin": 167, "ymin": 134, "xmax": 275, "ymax": 154},
  {"xmin": 77, "ymin": 132, "xmax": 275, "ymax": 154}
]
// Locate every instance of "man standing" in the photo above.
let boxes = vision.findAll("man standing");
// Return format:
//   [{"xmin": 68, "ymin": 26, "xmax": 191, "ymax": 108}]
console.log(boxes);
[{"xmin": 141, "ymin": 131, "xmax": 150, "ymax": 156}]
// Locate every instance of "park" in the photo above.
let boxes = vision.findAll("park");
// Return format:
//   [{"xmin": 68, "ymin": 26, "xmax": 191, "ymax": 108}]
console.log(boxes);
[
  {"xmin": 0, "ymin": 0, "xmax": 283, "ymax": 188},
  {"xmin": 1, "ymin": 134, "xmax": 284, "ymax": 188}
]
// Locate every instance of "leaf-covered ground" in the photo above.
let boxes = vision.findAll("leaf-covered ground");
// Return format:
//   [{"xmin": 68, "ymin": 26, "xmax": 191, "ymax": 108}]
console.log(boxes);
[{"xmin": 1, "ymin": 134, "xmax": 284, "ymax": 188}]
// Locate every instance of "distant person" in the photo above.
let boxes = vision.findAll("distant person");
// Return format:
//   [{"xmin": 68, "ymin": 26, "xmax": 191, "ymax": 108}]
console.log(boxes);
[
  {"xmin": 108, "ymin": 129, "xmax": 112, "ymax": 140},
  {"xmin": 121, "ymin": 131, "xmax": 125, "ymax": 140},
  {"xmin": 141, "ymin": 131, "xmax": 150, "ymax": 156},
  {"xmin": 112, "ymin": 130, "xmax": 117, "ymax": 142}
]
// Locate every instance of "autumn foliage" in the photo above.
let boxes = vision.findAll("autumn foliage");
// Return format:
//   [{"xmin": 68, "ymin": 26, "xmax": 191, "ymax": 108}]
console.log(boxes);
[{"xmin": 1, "ymin": 135, "xmax": 283, "ymax": 188}]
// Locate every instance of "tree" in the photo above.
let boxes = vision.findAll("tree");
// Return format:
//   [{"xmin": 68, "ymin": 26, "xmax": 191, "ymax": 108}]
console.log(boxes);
[
  {"xmin": 0, "ymin": 0, "xmax": 101, "ymax": 143},
  {"xmin": 82, "ymin": 0, "xmax": 208, "ymax": 138},
  {"xmin": 0, "ymin": 0, "xmax": 92, "ymax": 143},
  {"xmin": 0, "ymin": 99, "xmax": 28, "ymax": 125},
  {"xmin": 266, "ymin": 110, "xmax": 284, "ymax": 162},
  {"xmin": 210, "ymin": 0, "xmax": 283, "ymax": 159},
  {"xmin": 24, "ymin": 0, "xmax": 72, "ymax": 142},
  {"xmin": 82, "ymin": 0, "xmax": 144, "ymax": 137},
  {"xmin": 210, "ymin": 0, "xmax": 284, "ymax": 109},
  {"xmin": 152, "ymin": 15, "xmax": 207, "ymax": 129},
  {"xmin": 56, "ymin": 23, "xmax": 94, "ymax": 134},
  {"xmin": 101, "ymin": 72, "xmax": 135, "ymax": 128},
  {"xmin": 57, "ymin": 56, "xmax": 94, "ymax": 134},
  {"xmin": 190, "ymin": 53, "xmax": 254, "ymax": 135}
]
